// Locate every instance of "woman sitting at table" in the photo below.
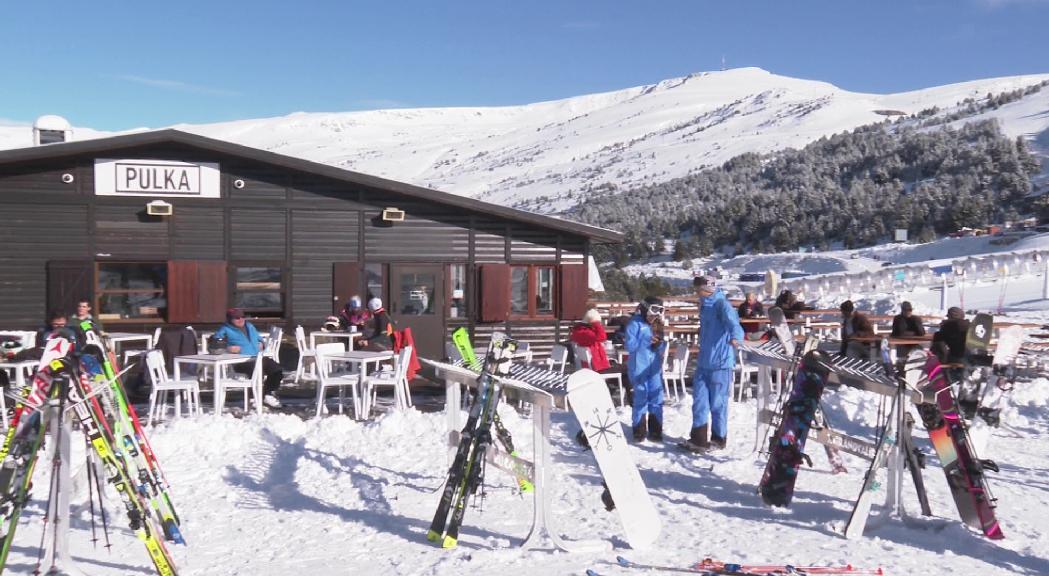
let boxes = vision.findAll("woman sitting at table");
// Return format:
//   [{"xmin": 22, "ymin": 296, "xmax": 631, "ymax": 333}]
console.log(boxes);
[
  {"xmin": 213, "ymin": 308, "xmax": 284, "ymax": 409},
  {"xmin": 358, "ymin": 298, "xmax": 394, "ymax": 352},
  {"xmin": 337, "ymin": 296, "xmax": 371, "ymax": 332}
]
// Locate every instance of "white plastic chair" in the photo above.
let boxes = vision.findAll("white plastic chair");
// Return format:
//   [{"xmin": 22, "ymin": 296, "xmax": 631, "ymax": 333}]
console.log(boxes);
[
  {"xmin": 514, "ymin": 341, "xmax": 534, "ymax": 364},
  {"xmin": 734, "ymin": 348, "xmax": 760, "ymax": 401},
  {"xmin": 123, "ymin": 326, "xmax": 163, "ymax": 364},
  {"xmin": 663, "ymin": 343, "xmax": 690, "ymax": 402},
  {"xmin": 314, "ymin": 342, "xmax": 359, "ymax": 418},
  {"xmin": 363, "ymin": 346, "xmax": 413, "ymax": 413},
  {"xmin": 144, "ymin": 349, "xmax": 201, "ymax": 425},
  {"xmin": 294, "ymin": 325, "xmax": 317, "ymax": 383},
  {"xmin": 574, "ymin": 344, "xmax": 626, "ymax": 406},
  {"xmin": 445, "ymin": 341, "xmax": 464, "ymax": 363},
  {"xmin": 263, "ymin": 326, "xmax": 283, "ymax": 361},
  {"xmin": 545, "ymin": 344, "xmax": 569, "ymax": 373},
  {"xmin": 214, "ymin": 353, "xmax": 263, "ymax": 415}
]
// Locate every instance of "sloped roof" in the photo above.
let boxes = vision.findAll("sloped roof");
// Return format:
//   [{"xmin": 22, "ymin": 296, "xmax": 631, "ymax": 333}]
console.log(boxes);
[{"xmin": 0, "ymin": 129, "xmax": 622, "ymax": 243}]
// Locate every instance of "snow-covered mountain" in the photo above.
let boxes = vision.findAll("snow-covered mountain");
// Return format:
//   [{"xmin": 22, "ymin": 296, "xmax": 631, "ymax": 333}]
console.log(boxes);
[{"xmin": 3, "ymin": 67, "xmax": 1049, "ymax": 211}]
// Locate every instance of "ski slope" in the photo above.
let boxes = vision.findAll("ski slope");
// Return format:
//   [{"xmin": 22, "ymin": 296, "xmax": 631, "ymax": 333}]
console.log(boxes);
[{"xmin": 2, "ymin": 68, "xmax": 1047, "ymax": 211}]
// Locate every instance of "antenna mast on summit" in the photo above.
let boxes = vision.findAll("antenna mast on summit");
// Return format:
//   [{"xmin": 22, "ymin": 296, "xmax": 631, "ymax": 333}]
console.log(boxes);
[{"xmin": 721, "ymin": 55, "xmax": 726, "ymax": 71}]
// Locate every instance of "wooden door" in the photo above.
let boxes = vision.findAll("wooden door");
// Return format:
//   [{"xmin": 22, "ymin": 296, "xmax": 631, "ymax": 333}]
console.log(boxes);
[{"xmin": 389, "ymin": 264, "xmax": 445, "ymax": 359}]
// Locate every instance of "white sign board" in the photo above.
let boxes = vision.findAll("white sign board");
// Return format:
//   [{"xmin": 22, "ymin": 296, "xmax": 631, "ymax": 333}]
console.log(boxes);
[
  {"xmin": 94, "ymin": 159, "xmax": 220, "ymax": 198},
  {"xmin": 894, "ymin": 229, "xmax": 908, "ymax": 242}
]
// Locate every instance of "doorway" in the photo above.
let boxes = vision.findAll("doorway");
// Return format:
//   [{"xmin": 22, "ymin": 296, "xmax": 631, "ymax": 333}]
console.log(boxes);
[{"xmin": 389, "ymin": 264, "xmax": 445, "ymax": 359}]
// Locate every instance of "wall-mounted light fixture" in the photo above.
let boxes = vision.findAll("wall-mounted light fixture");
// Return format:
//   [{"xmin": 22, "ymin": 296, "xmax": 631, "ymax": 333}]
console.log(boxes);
[
  {"xmin": 146, "ymin": 199, "xmax": 173, "ymax": 216},
  {"xmin": 233, "ymin": 179, "xmax": 246, "ymax": 189},
  {"xmin": 381, "ymin": 207, "xmax": 405, "ymax": 222},
  {"xmin": 61, "ymin": 173, "xmax": 75, "ymax": 184}
]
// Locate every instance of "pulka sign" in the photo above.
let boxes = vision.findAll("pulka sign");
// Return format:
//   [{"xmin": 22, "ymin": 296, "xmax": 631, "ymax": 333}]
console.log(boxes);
[{"xmin": 94, "ymin": 159, "xmax": 221, "ymax": 198}]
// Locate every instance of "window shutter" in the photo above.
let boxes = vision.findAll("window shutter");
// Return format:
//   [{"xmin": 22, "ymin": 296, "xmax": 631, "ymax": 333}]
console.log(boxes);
[
  {"xmin": 479, "ymin": 264, "xmax": 510, "ymax": 323},
  {"xmin": 558, "ymin": 264, "xmax": 587, "ymax": 320},
  {"xmin": 168, "ymin": 261, "xmax": 228, "ymax": 323},
  {"xmin": 167, "ymin": 261, "xmax": 199, "ymax": 323},
  {"xmin": 332, "ymin": 262, "xmax": 361, "ymax": 315},
  {"xmin": 47, "ymin": 260, "xmax": 93, "ymax": 317},
  {"xmin": 197, "ymin": 261, "xmax": 228, "ymax": 323}
]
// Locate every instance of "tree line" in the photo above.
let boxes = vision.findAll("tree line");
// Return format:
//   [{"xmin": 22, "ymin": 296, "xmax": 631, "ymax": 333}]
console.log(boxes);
[{"xmin": 570, "ymin": 118, "xmax": 1042, "ymax": 266}]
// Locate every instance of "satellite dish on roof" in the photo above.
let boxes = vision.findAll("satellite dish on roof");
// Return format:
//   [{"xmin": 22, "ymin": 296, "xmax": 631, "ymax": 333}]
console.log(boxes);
[{"xmin": 33, "ymin": 115, "xmax": 73, "ymax": 145}]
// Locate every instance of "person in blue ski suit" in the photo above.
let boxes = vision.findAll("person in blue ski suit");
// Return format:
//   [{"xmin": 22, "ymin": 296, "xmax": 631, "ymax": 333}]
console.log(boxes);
[
  {"xmin": 624, "ymin": 296, "xmax": 667, "ymax": 442},
  {"xmin": 682, "ymin": 276, "xmax": 743, "ymax": 452}
]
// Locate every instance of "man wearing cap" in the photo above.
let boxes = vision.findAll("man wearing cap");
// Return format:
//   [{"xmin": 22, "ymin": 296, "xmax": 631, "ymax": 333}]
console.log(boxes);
[
  {"xmin": 624, "ymin": 296, "xmax": 667, "ymax": 442},
  {"xmin": 213, "ymin": 308, "xmax": 285, "ymax": 408},
  {"xmin": 890, "ymin": 301, "xmax": 925, "ymax": 360},
  {"xmin": 932, "ymin": 307, "xmax": 969, "ymax": 364},
  {"xmin": 681, "ymin": 276, "xmax": 743, "ymax": 453}
]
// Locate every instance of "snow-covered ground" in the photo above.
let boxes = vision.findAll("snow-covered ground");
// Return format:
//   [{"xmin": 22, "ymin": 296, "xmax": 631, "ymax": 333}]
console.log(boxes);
[{"xmin": 6, "ymin": 242, "xmax": 1049, "ymax": 575}]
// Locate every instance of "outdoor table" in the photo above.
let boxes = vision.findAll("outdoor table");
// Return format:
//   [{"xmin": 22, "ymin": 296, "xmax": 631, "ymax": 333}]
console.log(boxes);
[
  {"xmin": 0, "ymin": 359, "xmax": 38, "ymax": 426},
  {"xmin": 310, "ymin": 329, "xmax": 359, "ymax": 351},
  {"xmin": 105, "ymin": 332, "xmax": 155, "ymax": 356},
  {"xmin": 173, "ymin": 353, "xmax": 255, "ymax": 414},
  {"xmin": 323, "ymin": 350, "xmax": 395, "ymax": 418}
]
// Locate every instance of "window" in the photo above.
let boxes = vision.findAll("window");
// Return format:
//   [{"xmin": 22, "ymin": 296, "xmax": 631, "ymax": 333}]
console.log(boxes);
[
  {"xmin": 233, "ymin": 266, "xmax": 284, "ymax": 317},
  {"xmin": 364, "ymin": 263, "xmax": 385, "ymax": 303},
  {"xmin": 510, "ymin": 265, "xmax": 556, "ymax": 318},
  {"xmin": 96, "ymin": 262, "xmax": 167, "ymax": 321},
  {"xmin": 449, "ymin": 264, "xmax": 468, "ymax": 319}
]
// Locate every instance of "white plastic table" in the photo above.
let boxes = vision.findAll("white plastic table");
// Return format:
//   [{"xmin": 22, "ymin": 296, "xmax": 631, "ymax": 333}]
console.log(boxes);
[
  {"xmin": 310, "ymin": 330, "xmax": 359, "ymax": 351},
  {"xmin": 173, "ymin": 353, "xmax": 255, "ymax": 414},
  {"xmin": 105, "ymin": 332, "xmax": 155, "ymax": 356},
  {"xmin": 323, "ymin": 350, "xmax": 394, "ymax": 418}
]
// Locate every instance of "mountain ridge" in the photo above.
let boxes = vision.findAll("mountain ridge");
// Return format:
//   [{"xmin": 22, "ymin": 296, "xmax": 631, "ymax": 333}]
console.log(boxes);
[{"xmin": 2, "ymin": 67, "xmax": 1047, "ymax": 211}]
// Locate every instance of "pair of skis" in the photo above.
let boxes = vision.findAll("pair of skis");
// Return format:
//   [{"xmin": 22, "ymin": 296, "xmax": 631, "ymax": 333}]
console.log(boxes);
[
  {"xmin": 427, "ymin": 332, "xmax": 518, "ymax": 548},
  {"xmin": 595, "ymin": 555, "xmax": 884, "ymax": 575}
]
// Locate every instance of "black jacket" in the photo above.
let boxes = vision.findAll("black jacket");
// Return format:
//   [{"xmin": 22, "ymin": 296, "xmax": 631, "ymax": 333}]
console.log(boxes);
[
  {"xmin": 890, "ymin": 314, "xmax": 925, "ymax": 338},
  {"xmin": 932, "ymin": 318, "xmax": 970, "ymax": 363}
]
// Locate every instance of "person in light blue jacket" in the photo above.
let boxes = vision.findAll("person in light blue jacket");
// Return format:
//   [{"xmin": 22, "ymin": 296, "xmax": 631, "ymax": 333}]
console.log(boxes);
[
  {"xmin": 681, "ymin": 276, "xmax": 743, "ymax": 452},
  {"xmin": 213, "ymin": 308, "xmax": 285, "ymax": 408},
  {"xmin": 624, "ymin": 296, "xmax": 667, "ymax": 442}
]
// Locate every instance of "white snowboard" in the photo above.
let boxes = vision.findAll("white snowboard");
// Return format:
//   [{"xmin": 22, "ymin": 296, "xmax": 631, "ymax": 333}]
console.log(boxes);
[
  {"xmin": 566, "ymin": 369, "xmax": 661, "ymax": 550},
  {"xmin": 969, "ymin": 326, "xmax": 1024, "ymax": 455}
]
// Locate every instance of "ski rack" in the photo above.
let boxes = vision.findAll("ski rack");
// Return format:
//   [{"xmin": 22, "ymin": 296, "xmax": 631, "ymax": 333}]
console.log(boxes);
[
  {"xmin": 39, "ymin": 382, "xmax": 91, "ymax": 576},
  {"xmin": 421, "ymin": 357, "xmax": 609, "ymax": 553},
  {"xmin": 743, "ymin": 338, "xmax": 932, "ymax": 537}
]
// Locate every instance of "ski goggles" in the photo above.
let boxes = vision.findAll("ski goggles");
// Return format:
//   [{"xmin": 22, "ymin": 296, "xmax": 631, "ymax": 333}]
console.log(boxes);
[{"xmin": 645, "ymin": 304, "xmax": 665, "ymax": 316}]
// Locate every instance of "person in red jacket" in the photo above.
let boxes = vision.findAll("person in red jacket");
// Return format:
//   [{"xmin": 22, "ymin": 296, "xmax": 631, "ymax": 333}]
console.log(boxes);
[{"xmin": 570, "ymin": 309, "xmax": 611, "ymax": 371}]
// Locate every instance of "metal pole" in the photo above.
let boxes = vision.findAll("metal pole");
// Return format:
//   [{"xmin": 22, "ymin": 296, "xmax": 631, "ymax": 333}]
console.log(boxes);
[
  {"xmin": 1042, "ymin": 259, "xmax": 1049, "ymax": 301},
  {"xmin": 940, "ymin": 275, "xmax": 949, "ymax": 313},
  {"xmin": 41, "ymin": 402, "xmax": 89, "ymax": 576}
]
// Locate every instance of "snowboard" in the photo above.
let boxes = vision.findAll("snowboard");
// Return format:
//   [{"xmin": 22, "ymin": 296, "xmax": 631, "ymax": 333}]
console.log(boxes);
[
  {"xmin": 566, "ymin": 369, "xmax": 660, "ymax": 550},
  {"xmin": 915, "ymin": 351, "xmax": 1004, "ymax": 539},
  {"xmin": 759, "ymin": 347, "xmax": 830, "ymax": 507},
  {"xmin": 968, "ymin": 325, "xmax": 1024, "ymax": 455},
  {"xmin": 966, "ymin": 313, "xmax": 993, "ymax": 355}
]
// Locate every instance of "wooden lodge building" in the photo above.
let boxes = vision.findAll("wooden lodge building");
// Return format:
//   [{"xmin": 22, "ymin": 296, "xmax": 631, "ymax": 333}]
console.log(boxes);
[{"xmin": 0, "ymin": 129, "xmax": 622, "ymax": 360}]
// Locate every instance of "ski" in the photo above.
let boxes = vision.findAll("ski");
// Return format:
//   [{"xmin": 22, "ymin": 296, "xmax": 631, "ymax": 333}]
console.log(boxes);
[
  {"xmin": 61, "ymin": 353, "xmax": 180, "ymax": 575},
  {"xmin": 77, "ymin": 321, "xmax": 184, "ymax": 544},
  {"xmin": 613, "ymin": 555, "xmax": 885, "ymax": 575},
  {"xmin": 427, "ymin": 333, "xmax": 517, "ymax": 548}
]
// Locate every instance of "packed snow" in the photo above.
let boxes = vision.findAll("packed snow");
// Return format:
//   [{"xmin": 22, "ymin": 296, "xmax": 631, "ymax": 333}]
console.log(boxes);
[{"xmin": 5, "ymin": 241, "xmax": 1049, "ymax": 575}]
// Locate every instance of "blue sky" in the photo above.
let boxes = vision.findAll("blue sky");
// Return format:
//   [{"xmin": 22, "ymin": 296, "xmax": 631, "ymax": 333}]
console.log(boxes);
[{"xmin": 2, "ymin": 0, "xmax": 1047, "ymax": 131}]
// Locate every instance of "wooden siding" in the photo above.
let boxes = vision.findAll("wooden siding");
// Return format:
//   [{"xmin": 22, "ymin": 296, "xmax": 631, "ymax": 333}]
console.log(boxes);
[
  {"xmin": 225, "ymin": 164, "xmax": 288, "ymax": 202},
  {"xmin": 560, "ymin": 237, "xmax": 586, "ymax": 264},
  {"xmin": 94, "ymin": 204, "xmax": 170, "ymax": 259},
  {"xmin": 172, "ymin": 206, "xmax": 225, "ymax": 260},
  {"xmin": 230, "ymin": 209, "xmax": 286, "ymax": 261},
  {"xmin": 290, "ymin": 210, "xmax": 361, "ymax": 321},
  {"xmin": 0, "ymin": 205, "xmax": 90, "ymax": 327},
  {"xmin": 363, "ymin": 212, "xmax": 469, "ymax": 261},
  {"xmin": 474, "ymin": 221, "xmax": 508, "ymax": 263},
  {"xmin": 510, "ymin": 226, "xmax": 557, "ymax": 263},
  {"xmin": 0, "ymin": 165, "xmax": 81, "ymax": 198}
]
